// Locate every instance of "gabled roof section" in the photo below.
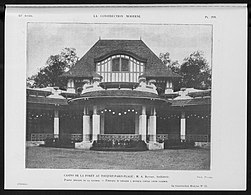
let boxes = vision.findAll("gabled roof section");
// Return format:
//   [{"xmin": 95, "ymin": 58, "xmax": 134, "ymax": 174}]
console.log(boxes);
[
  {"xmin": 171, "ymin": 97, "xmax": 211, "ymax": 107},
  {"xmin": 62, "ymin": 39, "xmax": 181, "ymax": 78},
  {"xmin": 27, "ymin": 96, "xmax": 68, "ymax": 105}
]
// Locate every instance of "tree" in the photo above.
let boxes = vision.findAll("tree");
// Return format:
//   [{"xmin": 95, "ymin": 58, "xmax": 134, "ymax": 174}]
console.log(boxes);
[
  {"xmin": 27, "ymin": 48, "xmax": 79, "ymax": 88},
  {"xmin": 159, "ymin": 52, "xmax": 182, "ymax": 91},
  {"xmin": 159, "ymin": 51, "xmax": 211, "ymax": 90},
  {"xmin": 59, "ymin": 48, "xmax": 79, "ymax": 72},
  {"xmin": 180, "ymin": 51, "xmax": 211, "ymax": 89},
  {"xmin": 159, "ymin": 52, "xmax": 181, "ymax": 73},
  {"xmin": 159, "ymin": 52, "xmax": 171, "ymax": 66}
]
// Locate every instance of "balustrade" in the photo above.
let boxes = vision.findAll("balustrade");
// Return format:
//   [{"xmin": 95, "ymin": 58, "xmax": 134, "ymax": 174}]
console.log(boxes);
[
  {"xmin": 156, "ymin": 134, "xmax": 209, "ymax": 142},
  {"xmin": 98, "ymin": 134, "xmax": 141, "ymax": 141},
  {"xmin": 30, "ymin": 133, "xmax": 83, "ymax": 142},
  {"xmin": 186, "ymin": 134, "xmax": 209, "ymax": 142},
  {"xmin": 156, "ymin": 134, "xmax": 169, "ymax": 142},
  {"xmin": 31, "ymin": 133, "xmax": 54, "ymax": 141},
  {"xmin": 30, "ymin": 133, "xmax": 209, "ymax": 142}
]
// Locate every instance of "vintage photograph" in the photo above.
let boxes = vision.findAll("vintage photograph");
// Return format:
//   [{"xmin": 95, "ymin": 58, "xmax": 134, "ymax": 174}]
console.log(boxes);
[{"xmin": 25, "ymin": 23, "xmax": 212, "ymax": 170}]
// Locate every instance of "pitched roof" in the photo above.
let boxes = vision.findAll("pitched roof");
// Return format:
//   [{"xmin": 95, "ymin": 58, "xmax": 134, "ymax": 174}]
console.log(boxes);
[
  {"xmin": 188, "ymin": 89, "xmax": 211, "ymax": 98},
  {"xmin": 27, "ymin": 96, "xmax": 68, "ymax": 105},
  {"xmin": 62, "ymin": 39, "xmax": 181, "ymax": 78},
  {"xmin": 171, "ymin": 97, "xmax": 211, "ymax": 107}
]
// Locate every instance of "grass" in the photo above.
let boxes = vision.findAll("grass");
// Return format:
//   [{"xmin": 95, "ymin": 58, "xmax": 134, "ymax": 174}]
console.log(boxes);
[{"xmin": 26, "ymin": 146, "xmax": 210, "ymax": 170}]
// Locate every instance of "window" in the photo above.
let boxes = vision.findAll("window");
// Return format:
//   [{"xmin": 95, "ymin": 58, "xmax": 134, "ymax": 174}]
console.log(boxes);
[
  {"xmin": 68, "ymin": 79, "xmax": 74, "ymax": 88},
  {"xmin": 121, "ymin": 58, "xmax": 129, "ymax": 71},
  {"xmin": 112, "ymin": 58, "xmax": 120, "ymax": 71},
  {"xmin": 112, "ymin": 57, "xmax": 129, "ymax": 72}
]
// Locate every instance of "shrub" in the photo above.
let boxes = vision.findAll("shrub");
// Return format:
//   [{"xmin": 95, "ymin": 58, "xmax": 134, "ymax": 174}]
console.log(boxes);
[
  {"xmin": 58, "ymin": 137, "xmax": 75, "ymax": 148},
  {"xmin": 42, "ymin": 137, "xmax": 75, "ymax": 148},
  {"xmin": 164, "ymin": 139, "xmax": 195, "ymax": 149},
  {"xmin": 43, "ymin": 137, "xmax": 59, "ymax": 147},
  {"xmin": 90, "ymin": 139, "xmax": 148, "ymax": 151}
]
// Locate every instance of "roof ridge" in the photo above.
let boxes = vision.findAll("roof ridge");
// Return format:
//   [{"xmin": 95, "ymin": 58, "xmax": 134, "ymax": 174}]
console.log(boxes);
[{"xmin": 98, "ymin": 39, "xmax": 142, "ymax": 41}]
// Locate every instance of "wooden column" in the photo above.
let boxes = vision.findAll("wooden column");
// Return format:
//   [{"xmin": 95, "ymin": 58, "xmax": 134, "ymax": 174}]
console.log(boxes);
[
  {"xmin": 139, "ymin": 105, "xmax": 147, "ymax": 142},
  {"xmin": 180, "ymin": 111, "xmax": 186, "ymax": 141},
  {"xmin": 82, "ymin": 106, "xmax": 91, "ymax": 142},
  {"xmin": 149, "ymin": 107, "xmax": 157, "ymax": 142},
  {"xmin": 92, "ymin": 105, "xmax": 100, "ymax": 141},
  {"xmin": 54, "ymin": 109, "xmax": 59, "ymax": 138}
]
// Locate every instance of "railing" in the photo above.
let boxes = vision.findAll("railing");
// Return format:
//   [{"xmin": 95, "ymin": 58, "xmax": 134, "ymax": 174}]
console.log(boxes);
[
  {"xmin": 30, "ymin": 133, "xmax": 83, "ymax": 142},
  {"xmin": 186, "ymin": 134, "xmax": 209, "ymax": 142},
  {"xmin": 156, "ymin": 134, "xmax": 209, "ymax": 142},
  {"xmin": 156, "ymin": 134, "xmax": 169, "ymax": 142},
  {"xmin": 98, "ymin": 134, "xmax": 141, "ymax": 141},
  {"xmin": 30, "ymin": 133, "xmax": 209, "ymax": 142},
  {"xmin": 60, "ymin": 133, "xmax": 83, "ymax": 142},
  {"xmin": 31, "ymin": 133, "xmax": 54, "ymax": 141}
]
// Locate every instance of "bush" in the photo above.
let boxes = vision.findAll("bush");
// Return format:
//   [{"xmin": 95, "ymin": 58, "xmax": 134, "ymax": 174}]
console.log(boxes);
[
  {"xmin": 42, "ymin": 137, "xmax": 75, "ymax": 148},
  {"xmin": 90, "ymin": 139, "xmax": 148, "ymax": 151},
  {"xmin": 59, "ymin": 137, "xmax": 75, "ymax": 148},
  {"xmin": 43, "ymin": 137, "xmax": 59, "ymax": 147},
  {"xmin": 164, "ymin": 139, "xmax": 195, "ymax": 149}
]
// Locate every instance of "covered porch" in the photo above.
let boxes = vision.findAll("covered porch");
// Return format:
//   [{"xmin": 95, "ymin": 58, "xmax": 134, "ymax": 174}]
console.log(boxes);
[{"xmin": 27, "ymin": 90, "xmax": 211, "ymax": 149}]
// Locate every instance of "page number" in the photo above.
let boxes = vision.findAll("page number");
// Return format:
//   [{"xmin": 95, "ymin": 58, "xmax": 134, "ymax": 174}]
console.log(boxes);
[
  {"xmin": 205, "ymin": 15, "xmax": 216, "ymax": 19},
  {"xmin": 18, "ymin": 14, "xmax": 33, "ymax": 18}
]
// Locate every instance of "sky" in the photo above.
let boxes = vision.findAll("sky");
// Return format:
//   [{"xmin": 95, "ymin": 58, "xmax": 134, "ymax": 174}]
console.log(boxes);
[{"xmin": 27, "ymin": 23, "xmax": 212, "ymax": 77}]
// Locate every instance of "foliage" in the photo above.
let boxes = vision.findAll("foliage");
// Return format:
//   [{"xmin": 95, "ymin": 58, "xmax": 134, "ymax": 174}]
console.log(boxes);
[
  {"xmin": 27, "ymin": 48, "xmax": 79, "ymax": 88},
  {"xmin": 91, "ymin": 140, "xmax": 148, "ymax": 151},
  {"xmin": 43, "ymin": 137, "xmax": 75, "ymax": 148},
  {"xmin": 159, "ymin": 52, "xmax": 171, "ymax": 66},
  {"xmin": 59, "ymin": 48, "xmax": 79, "ymax": 71},
  {"xmin": 159, "ymin": 52, "xmax": 182, "ymax": 91},
  {"xmin": 180, "ymin": 51, "xmax": 211, "ymax": 89},
  {"xmin": 163, "ymin": 140, "xmax": 195, "ymax": 149},
  {"xmin": 159, "ymin": 51, "xmax": 211, "ymax": 90}
]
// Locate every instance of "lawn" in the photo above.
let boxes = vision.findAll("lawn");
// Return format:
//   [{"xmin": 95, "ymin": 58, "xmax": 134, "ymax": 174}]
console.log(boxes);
[{"xmin": 26, "ymin": 146, "xmax": 210, "ymax": 170}]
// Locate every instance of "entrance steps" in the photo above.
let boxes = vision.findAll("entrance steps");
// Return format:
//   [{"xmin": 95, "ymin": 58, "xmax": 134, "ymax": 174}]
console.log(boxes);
[
  {"xmin": 146, "ymin": 142, "xmax": 164, "ymax": 150},
  {"xmin": 75, "ymin": 141, "xmax": 93, "ymax": 149},
  {"xmin": 75, "ymin": 140, "xmax": 165, "ymax": 150}
]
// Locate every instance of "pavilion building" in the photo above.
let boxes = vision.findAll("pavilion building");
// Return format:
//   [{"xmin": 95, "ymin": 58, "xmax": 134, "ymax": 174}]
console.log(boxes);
[{"xmin": 26, "ymin": 39, "xmax": 211, "ymax": 150}]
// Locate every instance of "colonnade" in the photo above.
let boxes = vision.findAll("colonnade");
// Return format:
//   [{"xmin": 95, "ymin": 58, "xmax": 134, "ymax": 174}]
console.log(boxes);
[{"xmin": 52, "ymin": 105, "xmax": 187, "ymax": 143}]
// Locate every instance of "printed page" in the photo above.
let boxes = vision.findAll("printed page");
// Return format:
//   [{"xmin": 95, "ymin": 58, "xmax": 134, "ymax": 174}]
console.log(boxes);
[{"xmin": 5, "ymin": 4, "xmax": 247, "ymax": 190}]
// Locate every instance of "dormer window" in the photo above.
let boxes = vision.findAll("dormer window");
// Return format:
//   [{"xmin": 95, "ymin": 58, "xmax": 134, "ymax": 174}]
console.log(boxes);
[
  {"xmin": 112, "ymin": 57, "xmax": 129, "ymax": 72},
  {"xmin": 96, "ymin": 54, "xmax": 144, "ymax": 82}
]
